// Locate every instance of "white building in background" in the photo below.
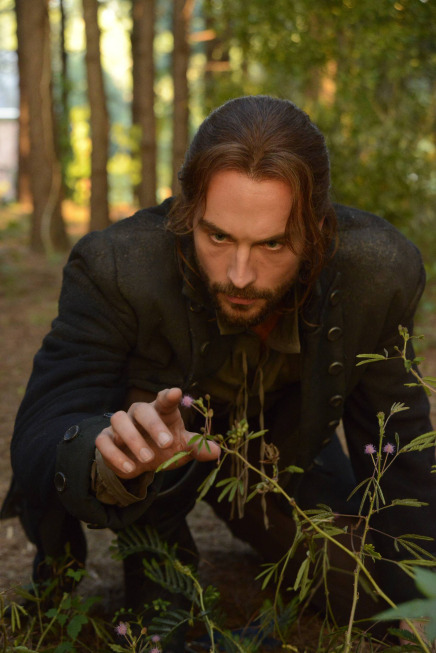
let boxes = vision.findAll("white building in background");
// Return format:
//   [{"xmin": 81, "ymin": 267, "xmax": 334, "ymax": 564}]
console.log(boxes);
[{"xmin": 0, "ymin": 51, "xmax": 19, "ymax": 203}]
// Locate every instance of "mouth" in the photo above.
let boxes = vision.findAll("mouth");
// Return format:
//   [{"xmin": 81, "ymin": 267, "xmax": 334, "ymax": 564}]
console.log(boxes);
[{"xmin": 225, "ymin": 295, "xmax": 258, "ymax": 306}]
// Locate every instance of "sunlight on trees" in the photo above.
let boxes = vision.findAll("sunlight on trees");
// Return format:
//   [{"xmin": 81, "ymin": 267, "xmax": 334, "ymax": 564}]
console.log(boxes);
[{"xmin": 0, "ymin": 0, "xmax": 434, "ymax": 255}]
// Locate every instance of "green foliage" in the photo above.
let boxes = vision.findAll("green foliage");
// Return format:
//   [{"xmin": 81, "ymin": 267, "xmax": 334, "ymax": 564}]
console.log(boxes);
[
  {"xmin": 203, "ymin": 0, "xmax": 436, "ymax": 257},
  {"xmin": 376, "ymin": 569, "xmax": 436, "ymax": 643}
]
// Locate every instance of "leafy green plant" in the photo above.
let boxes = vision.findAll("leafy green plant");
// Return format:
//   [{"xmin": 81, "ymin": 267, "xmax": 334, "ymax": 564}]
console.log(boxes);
[{"xmin": 1, "ymin": 565, "xmax": 110, "ymax": 653}]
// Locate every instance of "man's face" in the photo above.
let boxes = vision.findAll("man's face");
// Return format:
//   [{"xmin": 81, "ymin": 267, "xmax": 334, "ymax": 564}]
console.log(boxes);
[{"xmin": 193, "ymin": 170, "xmax": 302, "ymax": 328}]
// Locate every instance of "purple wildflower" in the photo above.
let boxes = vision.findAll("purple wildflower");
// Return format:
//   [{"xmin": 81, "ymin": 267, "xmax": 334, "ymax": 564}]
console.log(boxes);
[
  {"xmin": 181, "ymin": 394, "xmax": 194, "ymax": 408},
  {"xmin": 151, "ymin": 635, "xmax": 161, "ymax": 643},
  {"xmin": 150, "ymin": 648, "xmax": 160, "ymax": 653},
  {"xmin": 115, "ymin": 622, "xmax": 128, "ymax": 636},
  {"xmin": 364, "ymin": 444, "xmax": 376, "ymax": 455},
  {"xmin": 383, "ymin": 442, "xmax": 395, "ymax": 455}
]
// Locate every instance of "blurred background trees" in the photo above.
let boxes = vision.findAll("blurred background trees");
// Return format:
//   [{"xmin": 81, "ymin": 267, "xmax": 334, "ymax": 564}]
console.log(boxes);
[{"xmin": 0, "ymin": 0, "xmax": 435, "ymax": 256}]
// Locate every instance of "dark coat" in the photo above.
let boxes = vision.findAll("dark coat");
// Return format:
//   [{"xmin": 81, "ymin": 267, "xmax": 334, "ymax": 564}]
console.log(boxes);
[{"xmin": 3, "ymin": 200, "xmax": 435, "ymax": 602}]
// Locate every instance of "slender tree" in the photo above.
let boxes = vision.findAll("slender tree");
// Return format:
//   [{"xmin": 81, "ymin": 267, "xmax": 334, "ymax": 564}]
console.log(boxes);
[
  {"xmin": 131, "ymin": 0, "xmax": 156, "ymax": 207},
  {"xmin": 15, "ymin": 0, "xmax": 69, "ymax": 252},
  {"xmin": 56, "ymin": 0, "xmax": 73, "ymax": 192},
  {"xmin": 16, "ymin": 36, "xmax": 31, "ymax": 207},
  {"xmin": 171, "ymin": 0, "xmax": 193, "ymax": 193},
  {"xmin": 82, "ymin": 0, "xmax": 110, "ymax": 231}
]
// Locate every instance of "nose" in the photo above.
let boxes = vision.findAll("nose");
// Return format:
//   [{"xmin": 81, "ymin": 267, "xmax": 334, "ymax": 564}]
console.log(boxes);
[{"xmin": 227, "ymin": 246, "xmax": 256, "ymax": 288}]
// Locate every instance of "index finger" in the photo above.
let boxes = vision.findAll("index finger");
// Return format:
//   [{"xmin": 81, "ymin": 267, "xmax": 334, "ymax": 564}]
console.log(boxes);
[{"xmin": 153, "ymin": 387, "xmax": 183, "ymax": 416}]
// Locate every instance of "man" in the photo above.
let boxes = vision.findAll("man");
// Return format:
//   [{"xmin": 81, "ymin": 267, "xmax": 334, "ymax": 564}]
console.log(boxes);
[{"xmin": 2, "ymin": 96, "xmax": 435, "ymax": 643}]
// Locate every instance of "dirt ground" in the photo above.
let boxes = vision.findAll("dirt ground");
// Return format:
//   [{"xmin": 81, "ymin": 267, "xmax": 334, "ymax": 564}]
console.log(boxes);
[{"xmin": 1, "ymin": 207, "xmax": 435, "ymax": 651}]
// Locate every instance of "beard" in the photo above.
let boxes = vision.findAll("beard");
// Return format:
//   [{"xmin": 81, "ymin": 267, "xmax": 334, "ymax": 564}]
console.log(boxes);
[{"xmin": 197, "ymin": 266, "xmax": 296, "ymax": 328}]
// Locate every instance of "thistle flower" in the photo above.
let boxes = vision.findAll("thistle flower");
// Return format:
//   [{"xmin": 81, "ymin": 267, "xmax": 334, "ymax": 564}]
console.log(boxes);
[
  {"xmin": 114, "ymin": 621, "xmax": 128, "ymax": 636},
  {"xmin": 383, "ymin": 442, "xmax": 395, "ymax": 455},
  {"xmin": 150, "ymin": 648, "xmax": 160, "ymax": 653},
  {"xmin": 151, "ymin": 635, "xmax": 161, "ymax": 643},
  {"xmin": 364, "ymin": 443, "xmax": 376, "ymax": 455},
  {"xmin": 181, "ymin": 394, "xmax": 194, "ymax": 408}
]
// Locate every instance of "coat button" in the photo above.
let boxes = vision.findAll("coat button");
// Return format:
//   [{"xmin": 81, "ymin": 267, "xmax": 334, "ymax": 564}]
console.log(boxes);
[
  {"xmin": 64, "ymin": 425, "xmax": 80, "ymax": 441},
  {"xmin": 327, "ymin": 326, "xmax": 342, "ymax": 341},
  {"xmin": 328, "ymin": 419, "xmax": 340, "ymax": 429},
  {"xmin": 328, "ymin": 361, "xmax": 344, "ymax": 375},
  {"xmin": 329, "ymin": 289, "xmax": 340, "ymax": 306},
  {"xmin": 200, "ymin": 341, "xmax": 210, "ymax": 355},
  {"xmin": 54, "ymin": 472, "xmax": 67, "ymax": 493},
  {"xmin": 329, "ymin": 394, "xmax": 344, "ymax": 408},
  {"xmin": 189, "ymin": 302, "xmax": 203, "ymax": 313},
  {"xmin": 322, "ymin": 436, "xmax": 331, "ymax": 445}
]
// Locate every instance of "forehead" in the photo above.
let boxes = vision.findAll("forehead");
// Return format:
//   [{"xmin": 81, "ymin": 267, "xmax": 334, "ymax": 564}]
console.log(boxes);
[{"xmin": 201, "ymin": 170, "xmax": 293, "ymax": 240}]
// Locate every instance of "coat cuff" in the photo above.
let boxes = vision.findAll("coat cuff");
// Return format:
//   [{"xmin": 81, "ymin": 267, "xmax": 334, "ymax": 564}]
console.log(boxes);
[
  {"xmin": 91, "ymin": 448, "xmax": 155, "ymax": 507},
  {"xmin": 55, "ymin": 415, "xmax": 163, "ymax": 529}
]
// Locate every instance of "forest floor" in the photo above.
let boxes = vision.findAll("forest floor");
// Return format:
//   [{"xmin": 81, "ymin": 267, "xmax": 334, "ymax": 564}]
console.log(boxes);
[{"xmin": 1, "ymin": 204, "xmax": 435, "ymax": 652}]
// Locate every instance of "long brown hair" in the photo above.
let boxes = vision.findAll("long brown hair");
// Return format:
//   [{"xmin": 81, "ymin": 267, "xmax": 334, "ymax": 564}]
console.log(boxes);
[{"xmin": 167, "ymin": 95, "xmax": 337, "ymax": 295}]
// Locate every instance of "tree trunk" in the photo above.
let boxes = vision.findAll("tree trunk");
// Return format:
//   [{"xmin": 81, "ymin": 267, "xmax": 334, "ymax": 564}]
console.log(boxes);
[
  {"xmin": 16, "ymin": 45, "xmax": 31, "ymax": 206},
  {"xmin": 15, "ymin": 0, "xmax": 69, "ymax": 252},
  {"xmin": 57, "ymin": 0, "xmax": 73, "ymax": 192},
  {"xmin": 131, "ymin": 0, "xmax": 156, "ymax": 208},
  {"xmin": 82, "ymin": 0, "xmax": 110, "ymax": 231},
  {"xmin": 171, "ymin": 0, "xmax": 193, "ymax": 194}
]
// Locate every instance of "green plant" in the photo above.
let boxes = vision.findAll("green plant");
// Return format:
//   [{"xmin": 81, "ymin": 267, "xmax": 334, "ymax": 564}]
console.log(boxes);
[{"xmin": 1, "ymin": 565, "xmax": 110, "ymax": 653}]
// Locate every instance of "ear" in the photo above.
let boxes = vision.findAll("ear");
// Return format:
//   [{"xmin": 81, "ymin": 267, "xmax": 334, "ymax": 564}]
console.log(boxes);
[{"xmin": 318, "ymin": 216, "xmax": 326, "ymax": 230}]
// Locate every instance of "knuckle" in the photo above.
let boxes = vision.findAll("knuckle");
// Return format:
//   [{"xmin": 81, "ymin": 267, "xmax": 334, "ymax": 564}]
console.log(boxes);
[
  {"xmin": 111, "ymin": 410, "xmax": 127, "ymax": 425},
  {"xmin": 96, "ymin": 428, "xmax": 111, "ymax": 444}
]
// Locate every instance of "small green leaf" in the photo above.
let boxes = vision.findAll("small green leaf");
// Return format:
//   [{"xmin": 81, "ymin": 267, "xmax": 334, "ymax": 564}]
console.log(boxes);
[
  {"xmin": 54, "ymin": 642, "xmax": 74, "ymax": 653},
  {"xmin": 363, "ymin": 543, "xmax": 382, "ymax": 560},
  {"xmin": 391, "ymin": 498, "xmax": 429, "ymax": 508},
  {"xmin": 156, "ymin": 450, "xmax": 190, "ymax": 471},
  {"xmin": 356, "ymin": 353, "xmax": 388, "ymax": 360},
  {"xmin": 196, "ymin": 467, "xmax": 219, "ymax": 502},
  {"xmin": 283, "ymin": 465, "xmax": 304, "ymax": 474},
  {"xmin": 67, "ymin": 613, "xmax": 88, "ymax": 640}
]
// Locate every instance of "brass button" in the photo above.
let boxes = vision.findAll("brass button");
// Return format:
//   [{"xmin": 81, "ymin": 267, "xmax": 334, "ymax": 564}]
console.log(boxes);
[
  {"xmin": 328, "ymin": 419, "xmax": 340, "ymax": 429},
  {"xmin": 327, "ymin": 326, "xmax": 342, "ymax": 341},
  {"xmin": 328, "ymin": 361, "xmax": 344, "ymax": 375},
  {"xmin": 64, "ymin": 425, "xmax": 80, "ymax": 441},
  {"xmin": 322, "ymin": 437, "xmax": 331, "ymax": 445},
  {"xmin": 329, "ymin": 289, "xmax": 340, "ymax": 306},
  {"xmin": 329, "ymin": 394, "xmax": 344, "ymax": 408},
  {"xmin": 54, "ymin": 472, "xmax": 67, "ymax": 493},
  {"xmin": 189, "ymin": 302, "xmax": 203, "ymax": 313}
]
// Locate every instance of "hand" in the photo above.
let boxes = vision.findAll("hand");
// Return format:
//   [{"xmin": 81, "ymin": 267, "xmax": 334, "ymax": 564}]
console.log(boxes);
[{"xmin": 95, "ymin": 387, "xmax": 220, "ymax": 479}]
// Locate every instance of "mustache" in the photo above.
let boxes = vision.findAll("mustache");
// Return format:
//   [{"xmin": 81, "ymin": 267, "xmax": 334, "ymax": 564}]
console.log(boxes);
[{"xmin": 210, "ymin": 282, "xmax": 275, "ymax": 300}]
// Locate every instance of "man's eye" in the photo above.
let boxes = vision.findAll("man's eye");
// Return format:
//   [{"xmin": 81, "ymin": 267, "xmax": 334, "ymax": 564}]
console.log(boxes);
[
  {"xmin": 210, "ymin": 233, "xmax": 227, "ymax": 243},
  {"xmin": 263, "ymin": 240, "xmax": 283, "ymax": 250}
]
